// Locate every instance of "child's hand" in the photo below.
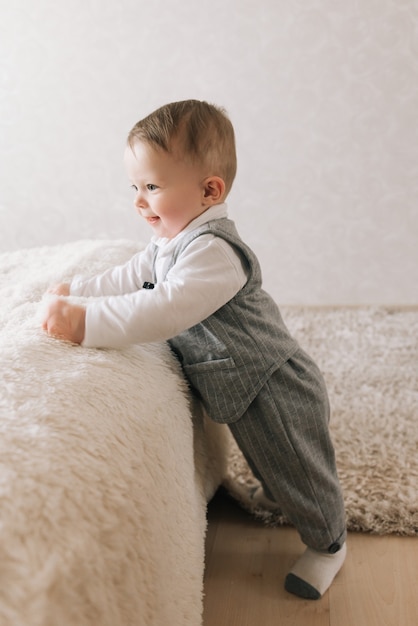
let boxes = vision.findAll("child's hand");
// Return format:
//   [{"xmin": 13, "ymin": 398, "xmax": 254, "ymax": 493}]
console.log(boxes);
[
  {"xmin": 46, "ymin": 283, "xmax": 71, "ymax": 296},
  {"xmin": 42, "ymin": 299, "xmax": 86, "ymax": 344}
]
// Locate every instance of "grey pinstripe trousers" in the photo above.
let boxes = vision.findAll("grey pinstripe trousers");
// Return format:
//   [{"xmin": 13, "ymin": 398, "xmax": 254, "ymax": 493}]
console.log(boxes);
[{"xmin": 228, "ymin": 347, "xmax": 347, "ymax": 552}]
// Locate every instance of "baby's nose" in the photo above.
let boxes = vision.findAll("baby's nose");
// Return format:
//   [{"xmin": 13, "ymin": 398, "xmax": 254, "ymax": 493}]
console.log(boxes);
[{"xmin": 134, "ymin": 192, "xmax": 147, "ymax": 209}]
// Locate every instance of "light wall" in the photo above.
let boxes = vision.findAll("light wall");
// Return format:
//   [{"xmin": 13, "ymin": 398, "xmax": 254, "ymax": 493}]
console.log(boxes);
[{"xmin": 1, "ymin": 0, "xmax": 417, "ymax": 305}]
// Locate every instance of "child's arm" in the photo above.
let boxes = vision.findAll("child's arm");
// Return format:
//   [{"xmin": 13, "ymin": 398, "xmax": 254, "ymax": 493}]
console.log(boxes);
[
  {"xmin": 70, "ymin": 246, "xmax": 155, "ymax": 298},
  {"xmin": 63, "ymin": 235, "xmax": 247, "ymax": 349},
  {"xmin": 44, "ymin": 245, "xmax": 154, "ymax": 299},
  {"xmin": 42, "ymin": 245, "xmax": 153, "ymax": 344},
  {"xmin": 42, "ymin": 299, "xmax": 86, "ymax": 344}
]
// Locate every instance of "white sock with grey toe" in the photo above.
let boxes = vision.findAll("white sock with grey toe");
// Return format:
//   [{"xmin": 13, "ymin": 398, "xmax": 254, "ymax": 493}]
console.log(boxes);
[{"xmin": 285, "ymin": 542, "xmax": 347, "ymax": 600}]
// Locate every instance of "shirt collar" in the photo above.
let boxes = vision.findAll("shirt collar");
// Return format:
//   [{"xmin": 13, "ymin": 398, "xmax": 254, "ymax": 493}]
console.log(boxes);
[{"xmin": 152, "ymin": 203, "xmax": 228, "ymax": 249}]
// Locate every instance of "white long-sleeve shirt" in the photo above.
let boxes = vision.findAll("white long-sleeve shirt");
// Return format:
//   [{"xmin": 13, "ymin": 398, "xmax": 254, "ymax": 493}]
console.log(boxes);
[{"xmin": 70, "ymin": 204, "xmax": 248, "ymax": 348}]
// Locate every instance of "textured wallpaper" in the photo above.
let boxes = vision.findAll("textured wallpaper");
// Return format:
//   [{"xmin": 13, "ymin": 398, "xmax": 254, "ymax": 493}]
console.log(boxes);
[{"xmin": 0, "ymin": 0, "xmax": 417, "ymax": 304}]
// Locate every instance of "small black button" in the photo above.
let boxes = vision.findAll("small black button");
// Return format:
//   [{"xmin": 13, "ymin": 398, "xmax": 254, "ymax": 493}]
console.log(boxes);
[
  {"xmin": 142, "ymin": 282, "xmax": 155, "ymax": 290},
  {"xmin": 328, "ymin": 542, "xmax": 341, "ymax": 554}
]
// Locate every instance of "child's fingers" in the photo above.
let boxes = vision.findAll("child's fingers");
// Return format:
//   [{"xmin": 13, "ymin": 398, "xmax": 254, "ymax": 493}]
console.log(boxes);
[
  {"xmin": 41, "ymin": 300, "xmax": 67, "ymax": 338},
  {"xmin": 46, "ymin": 283, "xmax": 70, "ymax": 296},
  {"xmin": 40, "ymin": 299, "xmax": 85, "ymax": 344}
]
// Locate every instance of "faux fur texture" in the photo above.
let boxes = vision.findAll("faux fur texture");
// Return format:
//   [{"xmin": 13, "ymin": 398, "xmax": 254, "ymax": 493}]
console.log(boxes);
[
  {"xmin": 0, "ymin": 240, "xmax": 229, "ymax": 626},
  {"xmin": 224, "ymin": 306, "xmax": 418, "ymax": 536}
]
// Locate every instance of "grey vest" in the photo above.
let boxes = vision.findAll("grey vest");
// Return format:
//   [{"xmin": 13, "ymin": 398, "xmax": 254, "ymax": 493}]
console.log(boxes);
[{"xmin": 161, "ymin": 218, "xmax": 298, "ymax": 423}]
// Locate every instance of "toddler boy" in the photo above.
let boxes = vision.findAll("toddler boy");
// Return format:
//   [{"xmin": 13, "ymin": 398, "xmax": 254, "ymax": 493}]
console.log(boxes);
[{"xmin": 43, "ymin": 100, "xmax": 347, "ymax": 600}]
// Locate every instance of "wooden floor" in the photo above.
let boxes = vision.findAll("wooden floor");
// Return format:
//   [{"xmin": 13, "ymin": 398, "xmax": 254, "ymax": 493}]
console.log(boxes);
[{"xmin": 203, "ymin": 490, "xmax": 418, "ymax": 626}]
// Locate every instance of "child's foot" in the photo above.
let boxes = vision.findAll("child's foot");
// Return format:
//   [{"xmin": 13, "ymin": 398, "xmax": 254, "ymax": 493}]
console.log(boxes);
[{"xmin": 285, "ymin": 542, "xmax": 347, "ymax": 600}]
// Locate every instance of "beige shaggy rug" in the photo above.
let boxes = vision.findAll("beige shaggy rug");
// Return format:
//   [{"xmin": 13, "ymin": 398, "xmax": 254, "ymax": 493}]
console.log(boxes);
[{"xmin": 223, "ymin": 306, "xmax": 418, "ymax": 536}]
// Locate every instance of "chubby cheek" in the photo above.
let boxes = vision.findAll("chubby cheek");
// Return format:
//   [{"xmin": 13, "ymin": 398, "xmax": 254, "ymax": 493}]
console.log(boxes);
[
  {"xmin": 161, "ymin": 218, "xmax": 185, "ymax": 238},
  {"xmin": 155, "ymin": 203, "xmax": 179, "ymax": 224}
]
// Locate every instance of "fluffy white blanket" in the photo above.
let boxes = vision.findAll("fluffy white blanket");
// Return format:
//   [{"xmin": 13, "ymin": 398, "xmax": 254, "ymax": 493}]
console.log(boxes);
[{"xmin": 0, "ymin": 240, "xmax": 229, "ymax": 626}]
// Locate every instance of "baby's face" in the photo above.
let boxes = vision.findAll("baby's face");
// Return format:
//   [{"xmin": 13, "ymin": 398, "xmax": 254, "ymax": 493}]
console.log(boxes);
[{"xmin": 125, "ymin": 141, "xmax": 209, "ymax": 239}]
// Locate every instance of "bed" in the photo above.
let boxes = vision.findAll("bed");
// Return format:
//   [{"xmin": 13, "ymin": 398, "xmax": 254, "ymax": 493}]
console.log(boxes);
[{"xmin": 0, "ymin": 239, "xmax": 230, "ymax": 626}]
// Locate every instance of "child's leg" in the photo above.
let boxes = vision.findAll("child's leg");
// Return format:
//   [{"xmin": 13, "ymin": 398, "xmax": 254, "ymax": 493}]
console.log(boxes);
[{"xmin": 228, "ymin": 349, "xmax": 346, "ymax": 599}]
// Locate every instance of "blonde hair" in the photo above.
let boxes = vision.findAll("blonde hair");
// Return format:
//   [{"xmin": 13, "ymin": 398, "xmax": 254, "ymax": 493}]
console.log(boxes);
[{"xmin": 127, "ymin": 100, "xmax": 237, "ymax": 197}]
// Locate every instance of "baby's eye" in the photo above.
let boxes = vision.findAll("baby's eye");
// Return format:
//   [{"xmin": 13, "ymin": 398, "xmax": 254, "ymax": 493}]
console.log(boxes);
[
  {"xmin": 147, "ymin": 184, "xmax": 158, "ymax": 191},
  {"xmin": 131, "ymin": 185, "xmax": 138, "ymax": 192}
]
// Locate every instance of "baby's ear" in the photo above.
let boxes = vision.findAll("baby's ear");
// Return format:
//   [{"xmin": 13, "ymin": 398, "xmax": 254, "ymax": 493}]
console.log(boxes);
[{"xmin": 203, "ymin": 176, "xmax": 226, "ymax": 203}]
